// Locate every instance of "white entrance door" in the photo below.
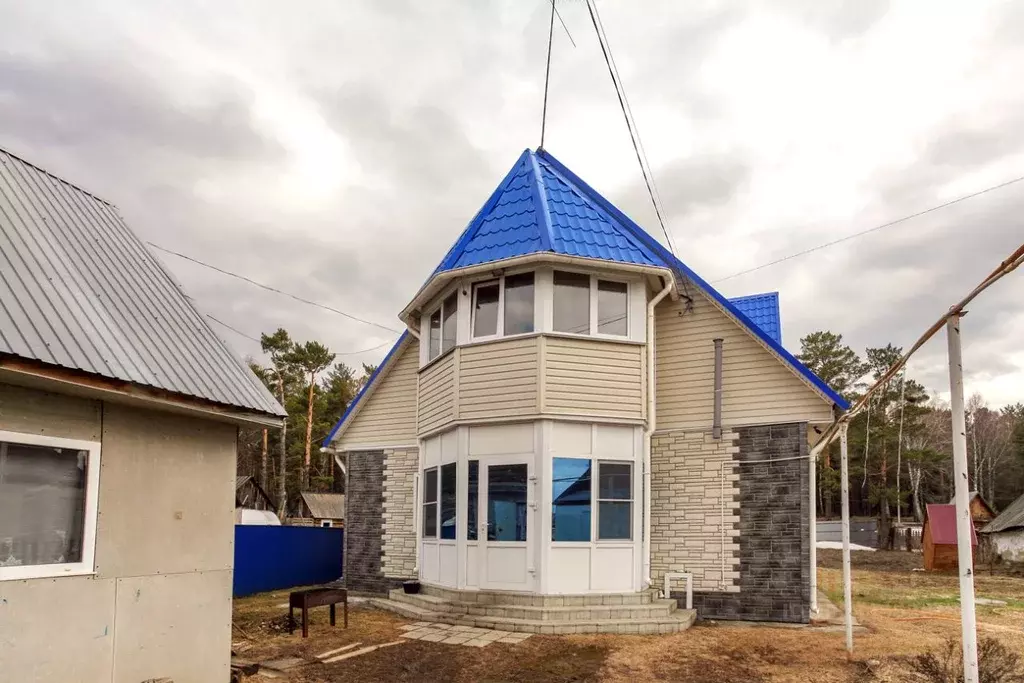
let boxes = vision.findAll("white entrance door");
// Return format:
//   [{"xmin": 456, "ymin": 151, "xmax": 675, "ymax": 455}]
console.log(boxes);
[{"xmin": 479, "ymin": 459, "xmax": 533, "ymax": 591}]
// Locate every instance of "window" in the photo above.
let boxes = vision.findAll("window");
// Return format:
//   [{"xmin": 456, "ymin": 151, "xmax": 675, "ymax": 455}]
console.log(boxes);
[
  {"xmin": 467, "ymin": 460, "xmax": 479, "ymax": 541},
  {"xmin": 422, "ymin": 467, "xmax": 438, "ymax": 537},
  {"xmin": 321, "ymin": 520, "xmax": 333, "ymax": 528},
  {"xmin": 552, "ymin": 458, "xmax": 591, "ymax": 542},
  {"xmin": 597, "ymin": 462, "xmax": 633, "ymax": 540},
  {"xmin": 553, "ymin": 271, "xmax": 591, "ymax": 334},
  {"xmin": 470, "ymin": 272, "xmax": 535, "ymax": 339},
  {"xmin": 597, "ymin": 280, "xmax": 628, "ymax": 336},
  {"xmin": 440, "ymin": 463, "xmax": 457, "ymax": 540},
  {"xmin": 427, "ymin": 292, "xmax": 459, "ymax": 361},
  {"xmin": 0, "ymin": 431, "xmax": 100, "ymax": 581}
]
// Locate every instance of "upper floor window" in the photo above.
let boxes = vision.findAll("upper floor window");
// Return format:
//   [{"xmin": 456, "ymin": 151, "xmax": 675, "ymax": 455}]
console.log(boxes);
[
  {"xmin": 471, "ymin": 271, "xmax": 535, "ymax": 339},
  {"xmin": 428, "ymin": 291, "xmax": 459, "ymax": 360},
  {"xmin": 553, "ymin": 270, "xmax": 629, "ymax": 338}
]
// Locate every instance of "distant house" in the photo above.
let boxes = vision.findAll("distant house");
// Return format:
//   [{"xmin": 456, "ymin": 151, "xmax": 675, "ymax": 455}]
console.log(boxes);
[
  {"xmin": 235, "ymin": 475, "xmax": 276, "ymax": 511},
  {"xmin": 923, "ymin": 504, "xmax": 977, "ymax": 571},
  {"xmin": 0, "ymin": 148, "xmax": 286, "ymax": 683},
  {"xmin": 948, "ymin": 491, "xmax": 996, "ymax": 532},
  {"xmin": 292, "ymin": 492, "xmax": 345, "ymax": 528},
  {"xmin": 981, "ymin": 493, "xmax": 1024, "ymax": 564}
]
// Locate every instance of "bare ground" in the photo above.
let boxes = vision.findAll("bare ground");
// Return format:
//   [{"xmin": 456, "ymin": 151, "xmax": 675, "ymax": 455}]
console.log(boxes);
[{"xmin": 234, "ymin": 554, "xmax": 1024, "ymax": 683}]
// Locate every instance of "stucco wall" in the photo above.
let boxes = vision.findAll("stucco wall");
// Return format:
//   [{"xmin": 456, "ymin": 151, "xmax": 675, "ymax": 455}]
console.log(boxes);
[
  {"xmin": 991, "ymin": 530, "xmax": 1024, "ymax": 563},
  {"xmin": 0, "ymin": 383, "xmax": 236, "ymax": 683}
]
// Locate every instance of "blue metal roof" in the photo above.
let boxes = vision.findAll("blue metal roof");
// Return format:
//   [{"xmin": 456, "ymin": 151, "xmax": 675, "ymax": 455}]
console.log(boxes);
[{"xmin": 729, "ymin": 292, "xmax": 782, "ymax": 346}]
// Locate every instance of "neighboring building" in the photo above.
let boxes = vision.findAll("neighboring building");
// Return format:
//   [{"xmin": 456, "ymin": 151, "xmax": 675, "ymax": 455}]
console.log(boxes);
[
  {"xmin": 0, "ymin": 149, "xmax": 286, "ymax": 682},
  {"xmin": 236, "ymin": 475, "xmax": 276, "ymax": 511},
  {"xmin": 291, "ymin": 492, "xmax": 346, "ymax": 528},
  {"xmin": 948, "ymin": 491, "xmax": 996, "ymax": 533},
  {"xmin": 324, "ymin": 148, "xmax": 848, "ymax": 629},
  {"xmin": 981, "ymin": 493, "xmax": 1024, "ymax": 564},
  {"xmin": 923, "ymin": 504, "xmax": 977, "ymax": 571}
]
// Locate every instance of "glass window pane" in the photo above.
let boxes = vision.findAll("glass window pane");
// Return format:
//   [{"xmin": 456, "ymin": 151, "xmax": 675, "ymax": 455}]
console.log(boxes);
[
  {"xmin": 467, "ymin": 460, "xmax": 479, "ymax": 541},
  {"xmin": 0, "ymin": 442, "xmax": 88, "ymax": 567},
  {"xmin": 423, "ymin": 503, "xmax": 437, "ymax": 537},
  {"xmin": 552, "ymin": 458, "xmax": 591, "ymax": 542},
  {"xmin": 487, "ymin": 464, "xmax": 527, "ymax": 542},
  {"xmin": 441, "ymin": 292, "xmax": 458, "ymax": 353},
  {"xmin": 553, "ymin": 271, "xmax": 591, "ymax": 335},
  {"xmin": 597, "ymin": 280, "xmax": 628, "ymax": 336},
  {"xmin": 440, "ymin": 463, "xmax": 457, "ymax": 540},
  {"xmin": 423, "ymin": 468, "xmax": 437, "ymax": 503},
  {"xmin": 472, "ymin": 282, "xmax": 499, "ymax": 337},
  {"xmin": 503, "ymin": 272, "xmax": 535, "ymax": 335},
  {"xmin": 598, "ymin": 463, "xmax": 632, "ymax": 500},
  {"xmin": 598, "ymin": 501, "xmax": 632, "ymax": 540},
  {"xmin": 428, "ymin": 309, "xmax": 441, "ymax": 359}
]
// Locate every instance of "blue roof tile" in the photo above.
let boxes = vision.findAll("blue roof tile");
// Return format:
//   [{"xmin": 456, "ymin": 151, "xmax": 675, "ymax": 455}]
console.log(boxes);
[{"xmin": 729, "ymin": 292, "xmax": 782, "ymax": 345}]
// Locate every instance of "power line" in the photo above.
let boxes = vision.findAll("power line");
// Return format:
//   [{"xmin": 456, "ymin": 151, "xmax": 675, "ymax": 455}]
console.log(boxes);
[
  {"xmin": 584, "ymin": 0, "xmax": 677, "ymax": 255},
  {"xmin": 550, "ymin": 0, "xmax": 576, "ymax": 48},
  {"xmin": 712, "ymin": 173, "xmax": 1024, "ymax": 283},
  {"xmin": 148, "ymin": 242, "xmax": 403, "ymax": 334},
  {"xmin": 206, "ymin": 314, "xmax": 396, "ymax": 356},
  {"xmin": 540, "ymin": 0, "xmax": 557, "ymax": 149}
]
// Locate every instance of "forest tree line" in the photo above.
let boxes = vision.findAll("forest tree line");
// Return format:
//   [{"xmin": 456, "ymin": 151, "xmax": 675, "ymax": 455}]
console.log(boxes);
[
  {"xmin": 797, "ymin": 331, "xmax": 1024, "ymax": 538},
  {"xmin": 236, "ymin": 327, "xmax": 1024, "ymax": 526}
]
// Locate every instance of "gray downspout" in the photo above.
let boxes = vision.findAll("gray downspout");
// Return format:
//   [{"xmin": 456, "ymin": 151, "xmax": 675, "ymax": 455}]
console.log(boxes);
[{"xmin": 713, "ymin": 338, "xmax": 724, "ymax": 439}]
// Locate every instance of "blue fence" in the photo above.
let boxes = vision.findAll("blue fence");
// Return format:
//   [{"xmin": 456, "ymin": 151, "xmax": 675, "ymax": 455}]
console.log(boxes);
[{"xmin": 233, "ymin": 525, "xmax": 343, "ymax": 597}]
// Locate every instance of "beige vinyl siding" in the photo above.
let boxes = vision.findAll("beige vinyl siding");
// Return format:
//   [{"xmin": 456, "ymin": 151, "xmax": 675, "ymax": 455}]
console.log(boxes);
[
  {"xmin": 655, "ymin": 291, "xmax": 833, "ymax": 430},
  {"xmin": 543, "ymin": 336, "xmax": 643, "ymax": 419},
  {"xmin": 417, "ymin": 351, "xmax": 456, "ymax": 434},
  {"xmin": 457, "ymin": 337, "xmax": 538, "ymax": 422},
  {"xmin": 336, "ymin": 339, "xmax": 418, "ymax": 449}
]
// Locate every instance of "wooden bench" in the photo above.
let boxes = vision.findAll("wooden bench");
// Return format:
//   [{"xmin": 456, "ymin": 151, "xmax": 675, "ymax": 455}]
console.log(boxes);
[{"xmin": 289, "ymin": 587, "xmax": 348, "ymax": 638}]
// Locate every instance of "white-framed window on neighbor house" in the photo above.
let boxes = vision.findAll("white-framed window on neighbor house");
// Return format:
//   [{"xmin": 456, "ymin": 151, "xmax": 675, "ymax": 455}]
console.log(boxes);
[
  {"xmin": 422, "ymin": 467, "xmax": 438, "ymax": 537},
  {"xmin": 427, "ymin": 291, "xmax": 460, "ymax": 361},
  {"xmin": 471, "ymin": 271, "xmax": 535, "ymax": 340},
  {"xmin": 596, "ymin": 461, "xmax": 633, "ymax": 541},
  {"xmin": 552, "ymin": 270, "xmax": 630, "ymax": 338},
  {"xmin": 0, "ymin": 430, "xmax": 101, "ymax": 581}
]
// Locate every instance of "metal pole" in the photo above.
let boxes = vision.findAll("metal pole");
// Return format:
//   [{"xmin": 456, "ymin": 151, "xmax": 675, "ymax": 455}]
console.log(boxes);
[
  {"xmin": 840, "ymin": 423, "xmax": 853, "ymax": 653},
  {"xmin": 809, "ymin": 439, "xmax": 818, "ymax": 614},
  {"xmin": 896, "ymin": 371, "xmax": 906, "ymax": 527},
  {"xmin": 947, "ymin": 314, "xmax": 979, "ymax": 683}
]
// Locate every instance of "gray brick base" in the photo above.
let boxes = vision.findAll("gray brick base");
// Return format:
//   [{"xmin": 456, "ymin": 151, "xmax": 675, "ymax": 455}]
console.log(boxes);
[
  {"xmin": 682, "ymin": 423, "xmax": 810, "ymax": 623},
  {"xmin": 345, "ymin": 450, "xmax": 406, "ymax": 594}
]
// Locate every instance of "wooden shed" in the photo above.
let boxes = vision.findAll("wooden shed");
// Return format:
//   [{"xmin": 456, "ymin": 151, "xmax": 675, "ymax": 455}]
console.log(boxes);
[
  {"xmin": 923, "ymin": 503, "xmax": 977, "ymax": 571},
  {"xmin": 948, "ymin": 492, "xmax": 996, "ymax": 532}
]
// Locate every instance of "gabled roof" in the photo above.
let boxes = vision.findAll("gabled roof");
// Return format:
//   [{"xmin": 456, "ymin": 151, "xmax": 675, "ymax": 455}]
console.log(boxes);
[
  {"xmin": 925, "ymin": 504, "xmax": 978, "ymax": 545},
  {"xmin": 729, "ymin": 293, "xmax": 782, "ymax": 345},
  {"xmin": 982, "ymin": 493, "xmax": 1024, "ymax": 534},
  {"xmin": 947, "ymin": 491, "xmax": 996, "ymax": 521},
  {"xmin": 301, "ymin": 492, "xmax": 345, "ymax": 520},
  {"xmin": 0, "ymin": 148, "xmax": 285, "ymax": 419}
]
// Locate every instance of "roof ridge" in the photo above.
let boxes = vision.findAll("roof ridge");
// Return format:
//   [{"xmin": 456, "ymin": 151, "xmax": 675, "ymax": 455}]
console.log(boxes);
[
  {"xmin": 0, "ymin": 146, "xmax": 116, "ymax": 209},
  {"xmin": 528, "ymin": 151, "xmax": 555, "ymax": 252}
]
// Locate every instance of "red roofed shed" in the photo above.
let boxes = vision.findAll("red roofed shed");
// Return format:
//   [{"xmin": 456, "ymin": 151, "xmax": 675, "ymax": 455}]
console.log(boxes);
[{"xmin": 923, "ymin": 504, "xmax": 977, "ymax": 571}]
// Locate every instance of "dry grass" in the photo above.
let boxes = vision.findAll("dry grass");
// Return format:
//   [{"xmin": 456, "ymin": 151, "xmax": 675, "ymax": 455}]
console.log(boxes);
[{"xmin": 233, "ymin": 557, "xmax": 1024, "ymax": 683}]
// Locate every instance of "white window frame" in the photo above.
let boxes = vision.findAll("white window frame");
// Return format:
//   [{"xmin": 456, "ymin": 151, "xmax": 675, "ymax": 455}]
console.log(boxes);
[
  {"xmin": 551, "ymin": 269, "xmax": 631, "ymax": 340},
  {"xmin": 321, "ymin": 520, "xmax": 333, "ymax": 528},
  {"xmin": 0, "ymin": 430, "xmax": 101, "ymax": 582},
  {"xmin": 424, "ymin": 286, "xmax": 460, "ymax": 363},
  {"xmin": 469, "ymin": 270, "xmax": 536, "ymax": 342},
  {"xmin": 422, "ymin": 466, "xmax": 439, "ymax": 538},
  {"xmin": 595, "ymin": 460, "xmax": 633, "ymax": 542}
]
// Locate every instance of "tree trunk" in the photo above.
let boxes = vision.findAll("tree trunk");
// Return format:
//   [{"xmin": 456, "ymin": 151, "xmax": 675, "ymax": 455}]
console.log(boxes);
[
  {"xmin": 303, "ymin": 375, "xmax": 315, "ymax": 490},
  {"xmin": 276, "ymin": 374, "xmax": 288, "ymax": 517},
  {"xmin": 909, "ymin": 463, "xmax": 924, "ymax": 522},
  {"xmin": 260, "ymin": 428, "xmax": 268, "ymax": 496}
]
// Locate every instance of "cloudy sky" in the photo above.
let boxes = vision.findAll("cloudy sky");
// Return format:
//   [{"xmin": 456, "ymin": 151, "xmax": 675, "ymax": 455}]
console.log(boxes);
[{"xmin": 1, "ymin": 0, "xmax": 1021, "ymax": 407}]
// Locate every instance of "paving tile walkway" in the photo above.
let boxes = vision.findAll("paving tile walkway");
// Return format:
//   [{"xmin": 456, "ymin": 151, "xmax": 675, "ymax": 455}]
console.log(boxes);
[{"xmin": 399, "ymin": 622, "xmax": 533, "ymax": 647}]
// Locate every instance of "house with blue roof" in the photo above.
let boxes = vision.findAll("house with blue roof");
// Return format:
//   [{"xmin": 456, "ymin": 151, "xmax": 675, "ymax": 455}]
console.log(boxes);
[{"xmin": 326, "ymin": 148, "xmax": 847, "ymax": 631}]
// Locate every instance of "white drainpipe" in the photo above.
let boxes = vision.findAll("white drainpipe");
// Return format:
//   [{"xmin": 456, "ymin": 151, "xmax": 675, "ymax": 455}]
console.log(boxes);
[{"xmin": 643, "ymin": 278, "xmax": 673, "ymax": 587}]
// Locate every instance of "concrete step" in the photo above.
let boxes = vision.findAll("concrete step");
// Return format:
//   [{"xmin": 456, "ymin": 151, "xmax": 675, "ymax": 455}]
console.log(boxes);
[
  {"xmin": 389, "ymin": 589, "xmax": 677, "ymax": 621},
  {"xmin": 418, "ymin": 584, "xmax": 659, "ymax": 607},
  {"xmin": 369, "ymin": 597, "xmax": 697, "ymax": 635}
]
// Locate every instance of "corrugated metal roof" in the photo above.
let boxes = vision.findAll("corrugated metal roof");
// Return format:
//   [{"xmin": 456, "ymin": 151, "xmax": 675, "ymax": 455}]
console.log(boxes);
[
  {"xmin": 301, "ymin": 492, "xmax": 345, "ymax": 519},
  {"xmin": 925, "ymin": 504, "xmax": 978, "ymax": 545},
  {"xmin": 983, "ymin": 493, "xmax": 1024, "ymax": 533},
  {"xmin": 729, "ymin": 293, "xmax": 782, "ymax": 345},
  {"xmin": 0, "ymin": 148, "xmax": 285, "ymax": 418}
]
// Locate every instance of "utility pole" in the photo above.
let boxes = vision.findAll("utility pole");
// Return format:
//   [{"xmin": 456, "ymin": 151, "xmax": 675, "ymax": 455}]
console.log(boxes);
[{"xmin": 839, "ymin": 422, "xmax": 853, "ymax": 653}]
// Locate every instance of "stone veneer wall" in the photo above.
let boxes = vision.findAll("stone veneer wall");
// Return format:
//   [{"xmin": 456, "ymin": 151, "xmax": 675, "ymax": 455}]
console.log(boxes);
[
  {"xmin": 382, "ymin": 447, "xmax": 418, "ymax": 579},
  {"xmin": 345, "ymin": 450, "xmax": 410, "ymax": 594},
  {"xmin": 650, "ymin": 429, "xmax": 741, "ymax": 592},
  {"xmin": 685, "ymin": 423, "xmax": 810, "ymax": 623}
]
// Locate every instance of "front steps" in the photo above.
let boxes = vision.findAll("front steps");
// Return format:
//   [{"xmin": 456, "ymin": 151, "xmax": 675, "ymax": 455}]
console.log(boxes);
[{"xmin": 370, "ymin": 584, "xmax": 696, "ymax": 635}]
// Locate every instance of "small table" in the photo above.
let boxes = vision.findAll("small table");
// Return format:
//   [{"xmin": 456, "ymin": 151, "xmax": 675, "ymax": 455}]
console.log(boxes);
[{"xmin": 289, "ymin": 587, "xmax": 348, "ymax": 638}]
